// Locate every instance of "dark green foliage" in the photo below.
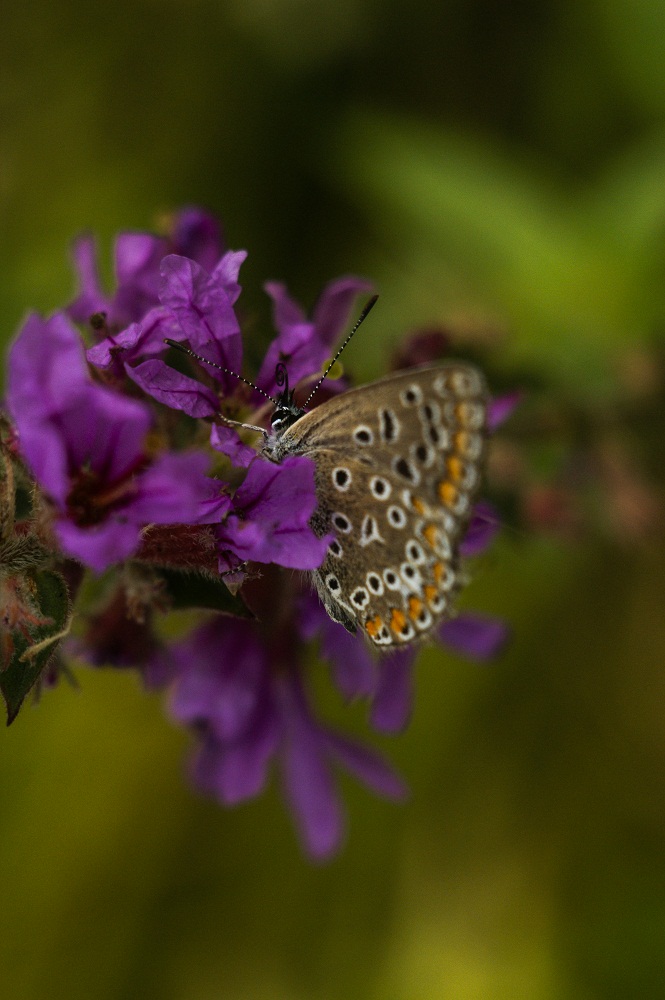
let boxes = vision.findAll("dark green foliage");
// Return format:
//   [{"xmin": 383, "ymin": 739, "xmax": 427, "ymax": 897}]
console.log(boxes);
[{"xmin": 1, "ymin": 570, "xmax": 70, "ymax": 724}]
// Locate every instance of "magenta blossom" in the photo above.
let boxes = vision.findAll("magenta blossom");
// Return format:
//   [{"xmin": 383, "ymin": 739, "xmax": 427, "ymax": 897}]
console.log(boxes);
[
  {"xmin": 166, "ymin": 614, "xmax": 407, "ymax": 860},
  {"xmin": 5, "ymin": 312, "xmax": 216, "ymax": 571},
  {"xmin": 68, "ymin": 206, "xmax": 225, "ymax": 333}
]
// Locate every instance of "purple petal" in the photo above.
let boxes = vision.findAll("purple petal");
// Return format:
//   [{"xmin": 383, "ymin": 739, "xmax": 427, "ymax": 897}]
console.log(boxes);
[
  {"xmin": 172, "ymin": 208, "xmax": 225, "ymax": 273},
  {"xmin": 68, "ymin": 234, "xmax": 109, "ymax": 326},
  {"xmin": 210, "ymin": 249, "xmax": 247, "ymax": 306},
  {"xmin": 278, "ymin": 676, "xmax": 345, "ymax": 860},
  {"xmin": 89, "ymin": 307, "xmax": 176, "ymax": 371},
  {"xmin": 210, "ymin": 423, "xmax": 258, "ymax": 468},
  {"xmin": 232, "ymin": 454, "xmax": 316, "ymax": 520},
  {"xmin": 12, "ymin": 420, "xmax": 69, "ymax": 505},
  {"xmin": 257, "ymin": 276, "xmax": 371, "ymax": 397},
  {"xmin": 192, "ymin": 711, "xmax": 279, "ymax": 804},
  {"xmin": 218, "ymin": 455, "xmax": 330, "ymax": 569},
  {"xmin": 86, "ymin": 323, "xmax": 142, "ymax": 369},
  {"xmin": 296, "ymin": 591, "xmax": 328, "ymax": 641},
  {"xmin": 370, "ymin": 648, "xmax": 416, "ymax": 733},
  {"xmin": 55, "ymin": 516, "xmax": 143, "ymax": 572},
  {"xmin": 113, "ymin": 232, "xmax": 166, "ymax": 321},
  {"xmin": 115, "ymin": 232, "xmax": 165, "ymax": 286},
  {"xmin": 127, "ymin": 359, "xmax": 218, "ymax": 417},
  {"xmin": 488, "ymin": 391, "xmax": 521, "ymax": 430},
  {"xmin": 191, "ymin": 481, "xmax": 232, "ymax": 524},
  {"xmin": 263, "ymin": 280, "xmax": 306, "ymax": 330},
  {"xmin": 168, "ymin": 620, "xmax": 267, "ymax": 738},
  {"xmin": 159, "ymin": 254, "xmax": 243, "ymax": 384},
  {"xmin": 325, "ymin": 732, "xmax": 408, "ymax": 801},
  {"xmin": 460, "ymin": 500, "xmax": 500, "ymax": 557},
  {"xmin": 439, "ymin": 613, "xmax": 510, "ymax": 661},
  {"xmin": 311, "ymin": 276, "xmax": 375, "ymax": 347},
  {"xmin": 142, "ymin": 646, "xmax": 180, "ymax": 690},
  {"xmin": 317, "ymin": 614, "xmax": 377, "ymax": 701},
  {"xmin": 6, "ymin": 315, "xmax": 74, "ymax": 501},
  {"xmin": 256, "ymin": 320, "xmax": 329, "ymax": 397},
  {"xmin": 7, "ymin": 312, "xmax": 89, "ymax": 416},
  {"xmin": 6, "ymin": 312, "xmax": 151, "ymax": 502},
  {"xmin": 130, "ymin": 451, "xmax": 213, "ymax": 523},
  {"xmin": 62, "ymin": 387, "xmax": 150, "ymax": 483}
]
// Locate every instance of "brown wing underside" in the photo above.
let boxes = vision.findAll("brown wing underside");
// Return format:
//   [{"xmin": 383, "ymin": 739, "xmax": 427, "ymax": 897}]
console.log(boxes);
[{"xmin": 280, "ymin": 364, "xmax": 489, "ymax": 649}]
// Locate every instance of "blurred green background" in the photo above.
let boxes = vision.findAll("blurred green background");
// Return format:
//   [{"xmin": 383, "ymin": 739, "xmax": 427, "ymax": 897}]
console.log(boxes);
[{"xmin": 2, "ymin": 1, "xmax": 665, "ymax": 997}]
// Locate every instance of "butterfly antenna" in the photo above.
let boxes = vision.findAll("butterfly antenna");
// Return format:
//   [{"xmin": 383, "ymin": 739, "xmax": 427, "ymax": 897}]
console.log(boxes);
[
  {"xmin": 164, "ymin": 339, "xmax": 279, "ymax": 405},
  {"xmin": 302, "ymin": 294, "xmax": 379, "ymax": 408}
]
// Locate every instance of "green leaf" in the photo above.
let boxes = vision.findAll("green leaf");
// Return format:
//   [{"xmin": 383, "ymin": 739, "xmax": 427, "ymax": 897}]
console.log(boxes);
[
  {"xmin": 159, "ymin": 568, "xmax": 252, "ymax": 617},
  {"xmin": 1, "ymin": 571, "xmax": 70, "ymax": 725}
]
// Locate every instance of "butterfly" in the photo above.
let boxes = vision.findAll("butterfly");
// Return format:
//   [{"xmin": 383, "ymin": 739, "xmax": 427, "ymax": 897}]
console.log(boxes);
[{"xmin": 166, "ymin": 297, "xmax": 488, "ymax": 649}]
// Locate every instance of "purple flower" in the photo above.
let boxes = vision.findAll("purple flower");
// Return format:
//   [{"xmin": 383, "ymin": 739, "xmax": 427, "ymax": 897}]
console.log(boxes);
[
  {"xmin": 297, "ymin": 592, "xmax": 416, "ymax": 733},
  {"xmin": 86, "ymin": 250, "xmax": 247, "ymax": 401},
  {"xmin": 439, "ymin": 613, "xmax": 509, "ymax": 660},
  {"xmin": 6, "ymin": 312, "xmax": 216, "ymax": 571},
  {"xmin": 126, "ymin": 356, "xmax": 219, "ymax": 418},
  {"xmin": 68, "ymin": 208, "xmax": 226, "ymax": 333},
  {"xmin": 460, "ymin": 500, "xmax": 501, "ymax": 556},
  {"xmin": 69, "ymin": 231, "xmax": 168, "ymax": 331},
  {"xmin": 157, "ymin": 549, "xmax": 505, "ymax": 860},
  {"xmin": 209, "ymin": 423, "xmax": 257, "ymax": 468},
  {"xmin": 155, "ymin": 252, "xmax": 245, "ymax": 384},
  {"xmin": 216, "ymin": 455, "xmax": 331, "ymax": 570},
  {"xmin": 85, "ymin": 306, "xmax": 176, "ymax": 376},
  {"xmin": 167, "ymin": 616, "xmax": 407, "ymax": 860},
  {"xmin": 489, "ymin": 391, "xmax": 521, "ymax": 430},
  {"xmin": 257, "ymin": 276, "xmax": 374, "ymax": 398},
  {"xmin": 170, "ymin": 207, "xmax": 225, "ymax": 273},
  {"xmin": 299, "ymin": 587, "xmax": 509, "ymax": 735}
]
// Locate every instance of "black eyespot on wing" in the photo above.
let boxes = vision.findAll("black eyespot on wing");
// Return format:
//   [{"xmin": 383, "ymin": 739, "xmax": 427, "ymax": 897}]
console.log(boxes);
[
  {"xmin": 332, "ymin": 513, "xmax": 352, "ymax": 533},
  {"xmin": 353, "ymin": 426, "xmax": 373, "ymax": 445},
  {"xmin": 394, "ymin": 457, "xmax": 416, "ymax": 482},
  {"xmin": 380, "ymin": 409, "xmax": 398, "ymax": 441}
]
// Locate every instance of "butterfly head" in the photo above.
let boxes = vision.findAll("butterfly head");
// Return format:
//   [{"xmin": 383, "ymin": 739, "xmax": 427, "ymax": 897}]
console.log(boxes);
[{"xmin": 270, "ymin": 362, "xmax": 305, "ymax": 437}]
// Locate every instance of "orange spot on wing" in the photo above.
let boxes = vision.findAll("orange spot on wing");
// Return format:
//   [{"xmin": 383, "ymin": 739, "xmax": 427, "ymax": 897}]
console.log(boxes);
[
  {"xmin": 408, "ymin": 596, "xmax": 423, "ymax": 620},
  {"xmin": 438, "ymin": 480, "xmax": 458, "ymax": 507},
  {"xmin": 423, "ymin": 523, "xmax": 439, "ymax": 548},
  {"xmin": 454, "ymin": 430, "xmax": 469, "ymax": 453},
  {"xmin": 390, "ymin": 608, "xmax": 407, "ymax": 634},
  {"xmin": 424, "ymin": 585, "xmax": 438, "ymax": 605},
  {"xmin": 411, "ymin": 496, "xmax": 426, "ymax": 514},
  {"xmin": 433, "ymin": 562, "xmax": 444, "ymax": 584},
  {"xmin": 365, "ymin": 616, "xmax": 383, "ymax": 638},
  {"xmin": 446, "ymin": 455, "xmax": 463, "ymax": 482}
]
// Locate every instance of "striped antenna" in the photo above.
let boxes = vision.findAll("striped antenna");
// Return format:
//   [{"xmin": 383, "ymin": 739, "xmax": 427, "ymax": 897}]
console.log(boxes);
[
  {"xmin": 163, "ymin": 339, "xmax": 279, "ymax": 405},
  {"xmin": 302, "ymin": 294, "xmax": 378, "ymax": 408}
]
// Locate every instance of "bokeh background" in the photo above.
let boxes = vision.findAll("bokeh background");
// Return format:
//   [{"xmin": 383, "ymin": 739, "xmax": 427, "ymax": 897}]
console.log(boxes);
[{"xmin": 2, "ymin": 2, "xmax": 665, "ymax": 997}]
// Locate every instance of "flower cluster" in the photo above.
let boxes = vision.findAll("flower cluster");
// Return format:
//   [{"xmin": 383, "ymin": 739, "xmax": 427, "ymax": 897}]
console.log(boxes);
[{"xmin": 2, "ymin": 208, "xmax": 509, "ymax": 859}]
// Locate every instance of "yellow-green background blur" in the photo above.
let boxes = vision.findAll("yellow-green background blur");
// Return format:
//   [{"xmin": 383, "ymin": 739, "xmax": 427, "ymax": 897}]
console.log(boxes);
[{"xmin": 2, "ymin": 2, "xmax": 665, "ymax": 998}]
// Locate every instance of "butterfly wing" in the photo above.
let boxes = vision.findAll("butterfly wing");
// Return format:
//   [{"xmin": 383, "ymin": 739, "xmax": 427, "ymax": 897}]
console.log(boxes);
[{"xmin": 275, "ymin": 364, "xmax": 489, "ymax": 649}]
